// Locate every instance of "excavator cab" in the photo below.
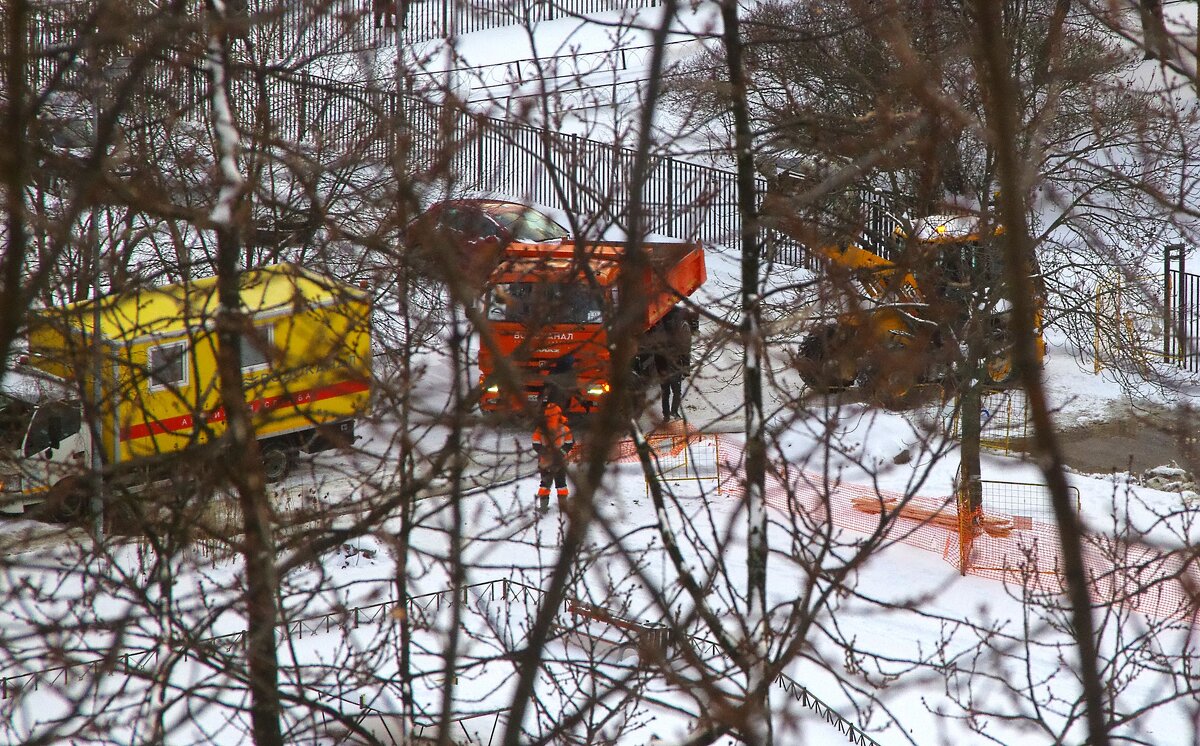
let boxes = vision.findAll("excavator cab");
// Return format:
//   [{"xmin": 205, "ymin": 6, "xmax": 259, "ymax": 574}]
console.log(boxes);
[{"xmin": 795, "ymin": 213, "xmax": 1044, "ymax": 406}]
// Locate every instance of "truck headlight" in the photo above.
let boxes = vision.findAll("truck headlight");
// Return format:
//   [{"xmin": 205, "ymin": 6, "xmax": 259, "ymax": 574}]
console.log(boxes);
[
  {"xmin": 586, "ymin": 383, "xmax": 611, "ymax": 396},
  {"xmin": 485, "ymin": 385, "xmax": 499, "ymax": 393}
]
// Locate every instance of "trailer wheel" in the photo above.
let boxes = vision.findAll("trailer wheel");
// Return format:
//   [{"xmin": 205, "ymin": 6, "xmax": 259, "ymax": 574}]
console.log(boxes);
[{"xmin": 260, "ymin": 444, "xmax": 294, "ymax": 483}]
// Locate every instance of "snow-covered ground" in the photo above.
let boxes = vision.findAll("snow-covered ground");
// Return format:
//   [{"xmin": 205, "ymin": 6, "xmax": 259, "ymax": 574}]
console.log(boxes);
[{"xmin": 4, "ymin": 236, "xmax": 1200, "ymax": 744}]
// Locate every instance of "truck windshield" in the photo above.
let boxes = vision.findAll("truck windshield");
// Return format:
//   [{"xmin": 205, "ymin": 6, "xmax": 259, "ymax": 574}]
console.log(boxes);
[
  {"xmin": 493, "ymin": 209, "xmax": 569, "ymax": 242},
  {"xmin": 488, "ymin": 282, "xmax": 605, "ymax": 324},
  {"xmin": 0, "ymin": 397, "xmax": 34, "ymax": 452},
  {"xmin": 23, "ymin": 401, "xmax": 82, "ymax": 457}
]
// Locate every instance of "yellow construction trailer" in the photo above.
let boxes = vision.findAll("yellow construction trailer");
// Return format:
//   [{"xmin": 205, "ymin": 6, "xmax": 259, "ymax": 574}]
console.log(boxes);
[{"xmin": 1, "ymin": 263, "xmax": 371, "ymax": 515}]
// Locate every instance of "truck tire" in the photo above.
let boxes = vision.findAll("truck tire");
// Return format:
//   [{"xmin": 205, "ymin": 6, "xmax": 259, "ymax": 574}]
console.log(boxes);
[
  {"xmin": 260, "ymin": 444, "xmax": 294, "ymax": 483},
  {"xmin": 33, "ymin": 475, "xmax": 92, "ymax": 524},
  {"xmin": 796, "ymin": 326, "xmax": 856, "ymax": 391}
]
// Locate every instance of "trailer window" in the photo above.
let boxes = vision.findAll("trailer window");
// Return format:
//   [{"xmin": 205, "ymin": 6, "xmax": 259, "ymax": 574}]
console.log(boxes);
[
  {"xmin": 240, "ymin": 326, "xmax": 273, "ymax": 370},
  {"xmin": 148, "ymin": 341, "xmax": 188, "ymax": 389}
]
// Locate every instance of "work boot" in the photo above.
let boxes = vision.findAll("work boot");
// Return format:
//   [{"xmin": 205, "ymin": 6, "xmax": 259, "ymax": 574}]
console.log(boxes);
[{"xmin": 538, "ymin": 494, "xmax": 550, "ymax": 514}]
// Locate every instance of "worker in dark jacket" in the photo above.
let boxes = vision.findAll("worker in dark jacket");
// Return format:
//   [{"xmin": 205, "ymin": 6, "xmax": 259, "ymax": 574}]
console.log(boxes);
[
  {"xmin": 654, "ymin": 305, "xmax": 695, "ymax": 420},
  {"xmin": 373, "ymin": 0, "xmax": 396, "ymax": 28},
  {"xmin": 533, "ymin": 393, "xmax": 574, "ymax": 514}
]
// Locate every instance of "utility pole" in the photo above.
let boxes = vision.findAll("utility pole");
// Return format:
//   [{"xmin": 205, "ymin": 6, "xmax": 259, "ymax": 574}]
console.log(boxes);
[
  {"xmin": 87, "ymin": 32, "xmax": 106, "ymax": 543},
  {"xmin": 88, "ymin": 210, "xmax": 105, "ymax": 542}
]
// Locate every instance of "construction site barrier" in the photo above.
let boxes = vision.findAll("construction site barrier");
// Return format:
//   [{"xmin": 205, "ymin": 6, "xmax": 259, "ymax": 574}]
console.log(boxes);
[{"xmin": 624, "ymin": 432, "xmax": 1200, "ymax": 628}]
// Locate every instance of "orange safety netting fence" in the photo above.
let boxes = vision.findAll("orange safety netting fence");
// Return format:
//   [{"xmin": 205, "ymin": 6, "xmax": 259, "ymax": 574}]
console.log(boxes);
[{"xmin": 609, "ymin": 426, "xmax": 1200, "ymax": 626}]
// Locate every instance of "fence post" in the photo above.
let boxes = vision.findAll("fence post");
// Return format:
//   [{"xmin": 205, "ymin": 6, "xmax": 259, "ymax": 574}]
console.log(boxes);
[
  {"xmin": 956, "ymin": 473, "xmax": 979, "ymax": 576},
  {"xmin": 1178, "ymin": 245, "xmax": 1188, "ymax": 363},
  {"xmin": 1165, "ymin": 244, "xmax": 1180, "ymax": 361},
  {"xmin": 665, "ymin": 159, "xmax": 674, "ymax": 237}
]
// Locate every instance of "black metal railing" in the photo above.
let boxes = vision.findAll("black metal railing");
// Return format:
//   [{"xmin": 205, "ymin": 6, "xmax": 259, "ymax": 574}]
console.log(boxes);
[
  {"xmin": 775, "ymin": 674, "xmax": 886, "ymax": 746},
  {"xmin": 1165, "ymin": 244, "xmax": 1199, "ymax": 371}
]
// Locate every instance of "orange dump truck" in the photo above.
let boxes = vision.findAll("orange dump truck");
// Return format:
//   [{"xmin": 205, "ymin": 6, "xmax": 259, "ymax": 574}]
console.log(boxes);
[{"xmin": 478, "ymin": 240, "xmax": 706, "ymax": 413}]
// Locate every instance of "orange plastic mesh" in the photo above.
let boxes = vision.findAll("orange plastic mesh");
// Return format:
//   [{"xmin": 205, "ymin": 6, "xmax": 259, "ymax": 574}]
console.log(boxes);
[{"xmin": 608, "ymin": 431, "xmax": 1200, "ymax": 626}]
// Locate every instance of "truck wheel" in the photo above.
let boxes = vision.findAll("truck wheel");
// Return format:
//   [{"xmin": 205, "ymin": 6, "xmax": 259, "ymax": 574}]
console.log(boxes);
[
  {"xmin": 260, "ymin": 444, "xmax": 293, "ymax": 483},
  {"xmin": 796, "ymin": 327, "xmax": 855, "ymax": 391},
  {"xmin": 33, "ymin": 476, "xmax": 92, "ymax": 524}
]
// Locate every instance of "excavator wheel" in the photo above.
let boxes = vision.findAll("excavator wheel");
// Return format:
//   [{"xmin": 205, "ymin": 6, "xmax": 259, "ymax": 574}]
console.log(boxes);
[
  {"xmin": 985, "ymin": 354, "xmax": 1017, "ymax": 385},
  {"xmin": 796, "ymin": 326, "xmax": 857, "ymax": 392},
  {"xmin": 856, "ymin": 337, "xmax": 932, "ymax": 410},
  {"xmin": 858, "ymin": 367, "xmax": 919, "ymax": 410}
]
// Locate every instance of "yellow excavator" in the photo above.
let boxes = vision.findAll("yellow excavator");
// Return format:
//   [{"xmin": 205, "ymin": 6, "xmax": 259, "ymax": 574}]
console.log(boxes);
[{"xmin": 770, "ymin": 206, "xmax": 1045, "ymax": 404}]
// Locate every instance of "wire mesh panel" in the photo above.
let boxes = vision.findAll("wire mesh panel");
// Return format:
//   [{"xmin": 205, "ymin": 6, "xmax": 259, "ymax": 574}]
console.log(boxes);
[
  {"xmin": 982, "ymin": 480, "xmax": 1080, "ymax": 524},
  {"xmin": 979, "ymin": 388, "xmax": 1029, "ymax": 454},
  {"xmin": 644, "ymin": 432, "xmax": 721, "ymax": 496},
  {"xmin": 1093, "ymin": 273, "xmax": 1167, "ymax": 373},
  {"xmin": 947, "ymin": 387, "xmax": 1030, "ymax": 455},
  {"xmin": 957, "ymin": 480, "xmax": 1081, "ymax": 576}
]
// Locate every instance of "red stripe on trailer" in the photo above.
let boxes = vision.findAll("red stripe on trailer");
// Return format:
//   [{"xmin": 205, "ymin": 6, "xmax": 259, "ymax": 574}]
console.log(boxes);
[{"xmin": 120, "ymin": 379, "xmax": 369, "ymax": 442}]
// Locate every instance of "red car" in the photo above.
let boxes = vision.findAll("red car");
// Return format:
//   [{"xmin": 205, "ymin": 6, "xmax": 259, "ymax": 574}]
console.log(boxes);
[{"xmin": 404, "ymin": 199, "xmax": 570, "ymax": 282}]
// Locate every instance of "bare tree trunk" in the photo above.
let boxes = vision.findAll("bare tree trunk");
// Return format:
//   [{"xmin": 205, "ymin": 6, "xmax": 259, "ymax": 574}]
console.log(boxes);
[
  {"xmin": 394, "ymin": 262, "xmax": 417, "ymax": 739},
  {"xmin": 959, "ymin": 368, "xmax": 983, "ymax": 517},
  {"xmin": 435, "ymin": 303, "xmax": 468, "ymax": 746},
  {"xmin": 720, "ymin": 1, "xmax": 771, "ymax": 743},
  {"xmin": 0, "ymin": 0, "xmax": 30, "ymax": 379},
  {"xmin": 206, "ymin": 3, "xmax": 284, "ymax": 744},
  {"xmin": 972, "ymin": 2, "xmax": 1110, "ymax": 744}
]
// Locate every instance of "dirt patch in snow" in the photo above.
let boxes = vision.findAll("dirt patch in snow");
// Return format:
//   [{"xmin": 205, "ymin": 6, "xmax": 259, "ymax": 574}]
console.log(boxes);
[{"xmin": 1054, "ymin": 404, "xmax": 1198, "ymax": 475}]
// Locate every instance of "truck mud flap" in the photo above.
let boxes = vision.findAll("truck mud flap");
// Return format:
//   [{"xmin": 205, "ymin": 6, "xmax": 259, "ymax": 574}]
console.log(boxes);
[{"xmin": 301, "ymin": 419, "xmax": 357, "ymax": 454}]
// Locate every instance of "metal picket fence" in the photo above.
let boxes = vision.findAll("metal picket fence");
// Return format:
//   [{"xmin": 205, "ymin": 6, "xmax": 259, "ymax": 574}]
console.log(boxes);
[
  {"xmin": 17, "ymin": 0, "xmax": 664, "ymax": 92},
  {"xmin": 18, "ymin": 0, "xmax": 896, "ymax": 266},
  {"xmin": 1165, "ymin": 262, "xmax": 1200, "ymax": 372}
]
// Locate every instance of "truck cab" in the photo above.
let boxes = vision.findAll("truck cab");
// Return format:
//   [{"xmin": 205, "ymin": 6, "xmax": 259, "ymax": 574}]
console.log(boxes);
[
  {"xmin": 477, "ymin": 240, "xmax": 706, "ymax": 414},
  {"xmin": 0, "ymin": 370, "xmax": 91, "ymax": 514}
]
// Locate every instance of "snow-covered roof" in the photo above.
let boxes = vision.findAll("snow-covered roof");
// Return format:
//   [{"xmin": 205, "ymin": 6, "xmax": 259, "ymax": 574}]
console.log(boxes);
[
  {"xmin": 0, "ymin": 368, "xmax": 71, "ymax": 404},
  {"xmin": 909, "ymin": 213, "xmax": 993, "ymax": 241}
]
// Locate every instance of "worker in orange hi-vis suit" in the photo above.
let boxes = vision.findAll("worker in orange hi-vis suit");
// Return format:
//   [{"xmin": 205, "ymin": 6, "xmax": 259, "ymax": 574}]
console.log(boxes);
[{"xmin": 532, "ymin": 396, "xmax": 574, "ymax": 514}]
